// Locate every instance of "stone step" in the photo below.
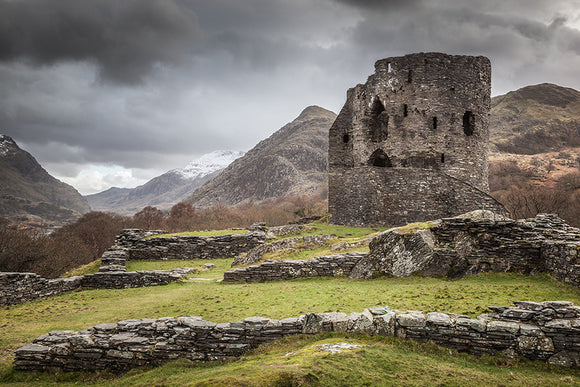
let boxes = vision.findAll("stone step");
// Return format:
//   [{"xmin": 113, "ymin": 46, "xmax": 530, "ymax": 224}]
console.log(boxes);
[
  {"xmin": 101, "ymin": 258, "xmax": 126, "ymax": 266},
  {"xmin": 99, "ymin": 265, "xmax": 126, "ymax": 273}
]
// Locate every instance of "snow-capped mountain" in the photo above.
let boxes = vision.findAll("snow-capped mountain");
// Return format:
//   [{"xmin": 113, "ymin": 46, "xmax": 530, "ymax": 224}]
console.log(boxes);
[
  {"xmin": 86, "ymin": 150, "xmax": 244, "ymax": 215},
  {"xmin": 170, "ymin": 150, "xmax": 245, "ymax": 180}
]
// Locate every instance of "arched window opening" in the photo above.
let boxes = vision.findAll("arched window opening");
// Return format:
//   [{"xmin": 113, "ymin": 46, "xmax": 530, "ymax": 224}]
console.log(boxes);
[
  {"xmin": 463, "ymin": 111, "xmax": 475, "ymax": 136},
  {"xmin": 343, "ymin": 134, "xmax": 350, "ymax": 143},
  {"xmin": 432, "ymin": 117, "xmax": 438, "ymax": 130},
  {"xmin": 368, "ymin": 149, "xmax": 393, "ymax": 168},
  {"xmin": 369, "ymin": 97, "xmax": 388, "ymax": 142}
]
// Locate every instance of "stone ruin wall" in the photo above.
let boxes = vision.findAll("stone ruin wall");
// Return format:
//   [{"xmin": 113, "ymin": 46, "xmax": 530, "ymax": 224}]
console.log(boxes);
[
  {"xmin": 328, "ymin": 52, "xmax": 506, "ymax": 227},
  {"xmin": 14, "ymin": 301, "xmax": 580, "ymax": 372},
  {"xmin": 0, "ymin": 269, "xmax": 197, "ymax": 306},
  {"xmin": 224, "ymin": 253, "xmax": 365, "ymax": 283},
  {"xmin": 0, "ymin": 227, "xmax": 266, "ymax": 306},
  {"xmin": 111, "ymin": 228, "xmax": 266, "ymax": 262},
  {"xmin": 224, "ymin": 214, "xmax": 580, "ymax": 288}
]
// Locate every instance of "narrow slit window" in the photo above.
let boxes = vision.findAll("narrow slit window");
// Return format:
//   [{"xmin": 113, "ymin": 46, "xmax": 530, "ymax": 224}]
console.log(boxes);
[
  {"xmin": 463, "ymin": 111, "xmax": 475, "ymax": 136},
  {"xmin": 387, "ymin": 63, "xmax": 392, "ymax": 73},
  {"xmin": 441, "ymin": 153, "xmax": 445, "ymax": 163},
  {"xmin": 407, "ymin": 69, "xmax": 412, "ymax": 83},
  {"xmin": 403, "ymin": 104, "xmax": 408, "ymax": 117},
  {"xmin": 343, "ymin": 134, "xmax": 350, "ymax": 143},
  {"xmin": 432, "ymin": 117, "xmax": 438, "ymax": 130}
]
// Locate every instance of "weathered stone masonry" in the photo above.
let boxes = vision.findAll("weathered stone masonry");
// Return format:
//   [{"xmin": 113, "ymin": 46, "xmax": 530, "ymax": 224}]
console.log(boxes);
[
  {"xmin": 0, "ymin": 269, "xmax": 196, "ymax": 306},
  {"xmin": 100, "ymin": 228, "xmax": 266, "ymax": 269},
  {"xmin": 350, "ymin": 213, "xmax": 580, "ymax": 287},
  {"xmin": 224, "ymin": 253, "xmax": 365, "ymax": 283},
  {"xmin": 14, "ymin": 301, "xmax": 580, "ymax": 371},
  {"xmin": 328, "ymin": 52, "xmax": 507, "ymax": 227},
  {"xmin": 224, "ymin": 214, "xmax": 580, "ymax": 289}
]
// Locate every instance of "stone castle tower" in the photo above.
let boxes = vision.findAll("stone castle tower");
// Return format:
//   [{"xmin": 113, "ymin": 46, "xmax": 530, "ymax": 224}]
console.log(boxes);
[{"xmin": 328, "ymin": 52, "xmax": 506, "ymax": 226}]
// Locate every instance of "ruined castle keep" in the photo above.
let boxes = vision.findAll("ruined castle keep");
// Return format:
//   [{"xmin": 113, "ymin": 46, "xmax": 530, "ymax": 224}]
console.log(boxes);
[{"xmin": 329, "ymin": 52, "xmax": 506, "ymax": 226}]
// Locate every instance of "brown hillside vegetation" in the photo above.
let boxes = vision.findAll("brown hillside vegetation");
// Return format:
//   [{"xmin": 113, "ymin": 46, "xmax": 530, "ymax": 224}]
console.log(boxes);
[
  {"xmin": 0, "ymin": 195, "xmax": 326, "ymax": 277},
  {"xmin": 489, "ymin": 84, "xmax": 580, "ymax": 226}
]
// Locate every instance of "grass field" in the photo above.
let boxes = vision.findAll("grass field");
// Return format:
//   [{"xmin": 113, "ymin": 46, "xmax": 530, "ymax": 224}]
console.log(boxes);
[{"xmin": 2, "ymin": 222, "xmax": 580, "ymax": 385}]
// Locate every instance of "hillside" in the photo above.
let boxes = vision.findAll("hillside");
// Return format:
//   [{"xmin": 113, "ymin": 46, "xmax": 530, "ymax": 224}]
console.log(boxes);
[
  {"xmin": 186, "ymin": 106, "xmax": 336, "ymax": 207},
  {"xmin": 86, "ymin": 150, "xmax": 244, "ymax": 215},
  {"xmin": 488, "ymin": 84, "xmax": 580, "ymax": 224},
  {"xmin": 490, "ymin": 83, "xmax": 580, "ymax": 154},
  {"xmin": 0, "ymin": 135, "xmax": 90, "ymax": 227}
]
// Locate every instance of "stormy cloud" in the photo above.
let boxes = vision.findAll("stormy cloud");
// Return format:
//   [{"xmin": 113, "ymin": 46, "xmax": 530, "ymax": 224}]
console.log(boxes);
[
  {"xmin": 0, "ymin": 0, "xmax": 578, "ymax": 194},
  {"xmin": 0, "ymin": 0, "xmax": 200, "ymax": 84}
]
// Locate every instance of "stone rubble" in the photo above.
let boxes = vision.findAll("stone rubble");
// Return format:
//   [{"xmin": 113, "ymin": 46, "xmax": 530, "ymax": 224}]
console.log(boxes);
[{"xmin": 14, "ymin": 301, "xmax": 580, "ymax": 372}]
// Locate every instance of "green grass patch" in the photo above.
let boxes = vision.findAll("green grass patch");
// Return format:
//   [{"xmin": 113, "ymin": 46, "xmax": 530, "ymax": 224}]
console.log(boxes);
[
  {"xmin": 262, "ymin": 244, "xmax": 370, "ymax": 262},
  {"xmin": 126, "ymin": 258, "xmax": 234, "ymax": 280},
  {"xmin": 1, "ymin": 272, "xmax": 578, "ymax": 371},
  {"xmin": 62, "ymin": 259, "xmax": 102, "ymax": 277},
  {"xmin": 395, "ymin": 221, "xmax": 434, "ymax": 235},
  {"xmin": 146, "ymin": 229, "xmax": 248, "ymax": 238}
]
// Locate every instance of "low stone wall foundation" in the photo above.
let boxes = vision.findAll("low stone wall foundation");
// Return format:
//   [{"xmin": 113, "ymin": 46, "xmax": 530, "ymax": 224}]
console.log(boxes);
[
  {"xmin": 0, "ymin": 268, "xmax": 197, "ymax": 306},
  {"xmin": 224, "ymin": 253, "xmax": 366, "ymax": 282},
  {"xmin": 14, "ymin": 301, "xmax": 580, "ymax": 372}
]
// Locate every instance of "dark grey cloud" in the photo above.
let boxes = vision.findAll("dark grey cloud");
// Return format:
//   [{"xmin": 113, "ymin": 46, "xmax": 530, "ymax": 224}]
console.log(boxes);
[
  {"xmin": 1, "ymin": 0, "xmax": 579, "ymax": 194},
  {"xmin": 335, "ymin": 0, "xmax": 423, "ymax": 11},
  {"xmin": 0, "ymin": 0, "xmax": 200, "ymax": 84}
]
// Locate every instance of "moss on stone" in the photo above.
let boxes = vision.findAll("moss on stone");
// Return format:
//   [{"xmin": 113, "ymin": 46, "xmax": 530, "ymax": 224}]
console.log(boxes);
[{"xmin": 395, "ymin": 221, "xmax": 434, "ymax": 235}]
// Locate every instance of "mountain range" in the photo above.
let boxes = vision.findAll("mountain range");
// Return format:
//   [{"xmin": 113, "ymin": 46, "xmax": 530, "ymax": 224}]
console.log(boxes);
[
  {"xmin": 0, "ymin": 135, "xmax": 89, "ymax": 227},
  {"xmin": 86, "ymin": 150, "xmax": 245, "ymax": 215}
]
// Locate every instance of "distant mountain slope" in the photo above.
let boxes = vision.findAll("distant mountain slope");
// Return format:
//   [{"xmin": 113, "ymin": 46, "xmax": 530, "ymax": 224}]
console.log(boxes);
[
  {"xmin": 185, "ymin": 106, "xmax": 336, "ymax": 207},
  {"xmin": 86, "ymin": 151, "xmax": 244, "ymax": 215},
  {"xmin": 489, "ymin": 83, "xmax": 580, "ymax": 182},
  {"xmin": 490, "ymin": 83, "xmax": 580, "ymax": 154},
  {"xmin": 0, "ymin": 134, "xmax": 90, "ymax": 226}
]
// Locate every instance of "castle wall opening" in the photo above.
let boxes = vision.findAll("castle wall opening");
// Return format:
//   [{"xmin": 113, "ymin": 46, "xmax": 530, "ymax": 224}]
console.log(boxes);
[
  {"xmin": 368, "ymin": 149, "xmax": 392, "ymax": 167},
  {"xmin": 463, "ymin": 111, "xmax": 475, "ymax": 136}
]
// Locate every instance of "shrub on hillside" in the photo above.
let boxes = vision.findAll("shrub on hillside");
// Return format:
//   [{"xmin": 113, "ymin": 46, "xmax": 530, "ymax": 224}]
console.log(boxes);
[{"xmin": 0, "ymin": 212, "xmax": 132, "ymax": 278}]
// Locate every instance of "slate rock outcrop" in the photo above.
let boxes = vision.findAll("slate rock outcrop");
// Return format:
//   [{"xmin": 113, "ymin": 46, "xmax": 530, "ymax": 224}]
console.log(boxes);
[{"xmin": 350, "ymin": 213, "xmax": 580, "ymax": 286}]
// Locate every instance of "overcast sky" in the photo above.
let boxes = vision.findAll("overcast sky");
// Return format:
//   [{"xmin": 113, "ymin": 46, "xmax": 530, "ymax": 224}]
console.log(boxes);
[{"xmin": 1, "ymin": 0, "xmax": 579, "ymax": 195}]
